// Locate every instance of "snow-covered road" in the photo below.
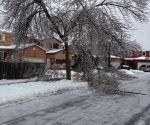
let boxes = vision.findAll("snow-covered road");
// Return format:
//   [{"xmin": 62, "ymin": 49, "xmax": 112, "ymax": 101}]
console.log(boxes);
[{"xmin": 0, "ymin": 70, "xmax": 150, "ymax": 125}]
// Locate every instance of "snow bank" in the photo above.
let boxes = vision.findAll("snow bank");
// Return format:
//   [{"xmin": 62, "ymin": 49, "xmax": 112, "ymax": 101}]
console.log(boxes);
[
  {"xmin": 0, "ymin": 77, "xmax": 37, "ymax": 85},
  {"xmin": 0, "ymin": 80, "xmax": 87, "ymax": 107},
  {"xmin": 119, "ymin": 69, "xmax": 136, "ymax": 77}
]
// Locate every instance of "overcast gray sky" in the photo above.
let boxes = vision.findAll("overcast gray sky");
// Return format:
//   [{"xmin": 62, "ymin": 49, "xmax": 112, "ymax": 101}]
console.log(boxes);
[
  {"xmin": 131, "ymin": 18, "xmax": 150, "ymax": 51},
  {"xmin": 126, "ymin": 2, "xmax": 150, "ymax": 51}
]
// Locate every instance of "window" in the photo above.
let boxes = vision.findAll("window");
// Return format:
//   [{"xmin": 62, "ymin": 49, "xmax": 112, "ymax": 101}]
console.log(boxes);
[
  {"xmin": 128, "ymin": 51, "xmax": 132, "ymax": 56},
  {"xmin": 142, "ymin": 51, "xmax": 146, "ymax": 56},
  {"xmin": 62, "ymin": 46, "xmax": 65, "ymax": 49},
  {"xmin": 141, "ymin": 65, "xmax": 146, "ymax": 67},
  {"xmin": 53, "ymin": 43, "xmax": 59, "ymax": 49},
  {"xmin": 0, "ymin": 33, "xmax": 5, "ymax": 42}
]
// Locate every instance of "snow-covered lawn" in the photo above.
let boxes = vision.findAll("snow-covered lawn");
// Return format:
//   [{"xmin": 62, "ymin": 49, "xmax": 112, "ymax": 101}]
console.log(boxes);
[{"xmin": 0, "ymin": 79, "xmax": 87, "ymax": 107}]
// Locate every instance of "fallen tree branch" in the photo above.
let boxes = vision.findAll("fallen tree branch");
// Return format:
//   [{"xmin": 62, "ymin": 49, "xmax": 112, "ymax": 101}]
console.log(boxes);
[{"xmin": 115, "ymin": 90, "xmax": 146, "ymax": 95}]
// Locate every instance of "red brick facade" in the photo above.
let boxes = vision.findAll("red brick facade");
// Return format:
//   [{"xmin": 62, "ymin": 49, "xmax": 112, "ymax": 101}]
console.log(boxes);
[{"xmin": 0, "ymin": 32, "xmax": 13, "ymax": 46}]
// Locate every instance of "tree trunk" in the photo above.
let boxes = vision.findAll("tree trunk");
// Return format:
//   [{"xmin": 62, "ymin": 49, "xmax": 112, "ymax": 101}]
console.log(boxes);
[{"xmin": 65, "ymin": 41, "xmax": 71, "ymax": 80}]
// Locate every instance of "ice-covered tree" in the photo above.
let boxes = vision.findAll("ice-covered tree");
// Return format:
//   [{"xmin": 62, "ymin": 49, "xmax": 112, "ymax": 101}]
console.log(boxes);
[{"xmin": 0, "ymin": 0, "xmax": 149, "ymax": 80}]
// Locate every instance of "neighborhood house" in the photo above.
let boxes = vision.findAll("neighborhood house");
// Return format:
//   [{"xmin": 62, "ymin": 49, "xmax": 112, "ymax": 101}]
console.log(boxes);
[
  {"xmin": 0, "ymin": 31, "xmax": 73, "ymax": 68},
  {"xmin": 0, "ymin": 30, "xmax": 150, "ymax": 70}
]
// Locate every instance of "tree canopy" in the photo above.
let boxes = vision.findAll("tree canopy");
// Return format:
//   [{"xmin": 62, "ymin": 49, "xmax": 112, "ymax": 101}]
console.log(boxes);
[{"xmin": 0, "ymin": 0, "xmax": 150, "ymax": 79}]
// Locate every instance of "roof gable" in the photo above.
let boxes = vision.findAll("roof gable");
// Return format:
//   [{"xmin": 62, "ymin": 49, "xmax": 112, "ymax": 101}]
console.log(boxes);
[{"xmin": 24, "ymin": 44, "xmax": 47, "ymax": 51}]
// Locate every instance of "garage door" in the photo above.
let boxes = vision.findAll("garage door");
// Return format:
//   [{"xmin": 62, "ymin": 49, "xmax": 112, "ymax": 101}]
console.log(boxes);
[
  {"xmin": 138, "ymin": 62, "xmax": 150, "ymax": 69},
  {"xmin": 56, "ymin": 59, "xmax": 65, "ymax": 64},
  {"xmin": 111, "ymin": 62, "xmax": 121, "ymax": 68},
  {"xmin": 24, "ymin": 57, "xmax": 44, "ymax": 63}
]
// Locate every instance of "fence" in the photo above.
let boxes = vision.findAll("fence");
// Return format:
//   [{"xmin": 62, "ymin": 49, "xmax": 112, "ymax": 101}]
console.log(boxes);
[{"xmin": 0, "ymin": 62, "xmax": 43, "ymax": 80}]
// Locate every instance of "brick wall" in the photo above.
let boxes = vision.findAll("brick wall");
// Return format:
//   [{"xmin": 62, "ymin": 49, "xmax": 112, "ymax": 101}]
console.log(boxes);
[
  {"xmin": 46, "ymin": 50, "xmax": 72, "ymax": 64},
  {"xmin": 23, "ymin": 45, "xmax": 46, "ymax": 61},
  {"xmin": 0, "ymin": 32, "xmax": 13, "ymax": 45},
  {"xmin": 124, "ymin": 51, "xmax": 142, "ymax": 58}
]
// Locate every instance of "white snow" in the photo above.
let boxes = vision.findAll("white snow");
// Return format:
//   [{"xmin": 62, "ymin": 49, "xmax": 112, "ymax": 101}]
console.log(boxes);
[
  {"xmin": 125, "ymin": 56, "xmax": 150, "ymax": 60},
  {"xmin": 0, "ymin": 43, "xmax": 47, "ymax": 51},
  {"xmin": 0, "ymin": 45, "xmax": 16, "ymax": 50},
  {"xmin": 110, "ymin": 55, "xmax": 120, "ymax": 58},
  {"xmin": 0, "ymin": 77, "xmax": 87, "ymax": 107},
  {"xmin": 46, "ymin": 49, "xmax": 64, "ymax": 53},
  {"xmin": 119, "ymin": 69, "xmax": 136, "ymax": 77}
]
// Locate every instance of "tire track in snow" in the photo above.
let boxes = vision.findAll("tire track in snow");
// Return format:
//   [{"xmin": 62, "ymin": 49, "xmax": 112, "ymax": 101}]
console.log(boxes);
[{"xmin": 1, "ymin": 95, "xmax": 88, "ymax": 125}]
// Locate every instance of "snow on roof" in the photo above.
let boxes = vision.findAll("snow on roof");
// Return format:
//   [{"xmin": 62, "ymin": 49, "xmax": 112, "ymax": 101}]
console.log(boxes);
[
  {"xmin": 0, "ymin": 45, "xmax": 16, "ymax": 50},
  {"xmin": 23, "ymin": 43, "xmax": 47, "ymax": 51},
  {"xmin": 110, "ymin": 55, "xmax": 120, "ymax": 58},
  {"xmin": 0, "ymin": 29, "xmax": 12, "ymax": 34},
  {"xmin": 0, "ymin": 43, "xmax": 47, "ymax": 51},
  {"xmin": 46, "ymin": 49, "xmax": 64, "ymax": 54},
  {"xmin": 125, "ymin": 56, "xmax": 150, "ymax": 60}
]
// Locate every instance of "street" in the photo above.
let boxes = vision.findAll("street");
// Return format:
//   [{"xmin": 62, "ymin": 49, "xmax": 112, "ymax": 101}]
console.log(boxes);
[
  {"xmin": 0, "ymin": 71, "xmax": 150, "ymax": 125},
  {"xmin": 133, "ymin": 105, "xmax": 150, "ymax": 125}
]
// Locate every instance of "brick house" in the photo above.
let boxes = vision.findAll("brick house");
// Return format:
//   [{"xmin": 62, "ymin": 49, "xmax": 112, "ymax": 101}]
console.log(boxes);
[
  {"xmin": 47, "ymin": 37, "xmax": 65, "ymax": 50},
  {"xmin": 21, "ymin": 44, "xmax": 47, "ymax": 63},
  {"xmin": 124, "ymin": 51, "xmax": 150, "ymax": 69},
  {"xmin": 110, "ymin": 55, "xmax": 122, "ymax": 67},
  {"xmin": 0, "ymin": 44, "xmax": 47, "ymax": 63},
  {"xmin": 110, "ymin": 50, "xmax": 150, "ymax": 69},
  {"xmin": 0, "ymin": 31, "xmax": 47, "ymax": 63},
  {"xmin": 46, "ymin": 49, "xmax": 72, "ymax": 68},
  {"xmin": 26, "ymin": 37, "xmax": 66, "ymax": 51},
  {"xmin": 46, "ymin": 38, "xmax": 73, "ymax": 68},
  {"xmin": 0, "ymin": 31, "xmax": 13, "ymax": 46},
  {"xmin": 0, "ymin": 31, "xmax": 14, "ymax": 61}
]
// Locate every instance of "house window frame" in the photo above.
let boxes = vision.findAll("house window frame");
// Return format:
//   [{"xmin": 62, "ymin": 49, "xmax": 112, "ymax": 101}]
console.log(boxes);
[
  {"xmin": 128, "ymin": 51, "xmax": 132, "ymax": 57},
  {"xmin": 142, "ymin": 51, "xmax": 146, "ymax": 56},
  {"xmin": 53, "ymin": 43, "xmax": 59, "ymax": 49},
  {"xmin": 61, "ymin": 46, "xmax": 65, "ymax": 49},
  {"xmin": 0, "ymin": 32, "xmax": 5, "ymax": 42}
]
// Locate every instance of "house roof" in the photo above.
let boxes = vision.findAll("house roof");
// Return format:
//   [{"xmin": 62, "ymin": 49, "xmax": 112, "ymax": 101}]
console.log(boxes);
[
  {"xmin": 24, "ymin": 43, "xmax": 47, "ymax": 51},
  {"xmin": 125, "ymin": 56, "xmax": 150, "ymax": 60},
  {"xmin": 0, "ymin": 29, "xmax": 12, "ymax": 34},
  {"xmin": 0, "ymin": 43, "xmax": 47, "ymax": 51},
  {"xmin": 46, "ymin": 49, "xmax": 64, "ymax": 54},
  {"xmin": 0, "ymin": 45, "xmax": 16, "ymax": 50},
  {"xmin": 110, "ymin": 55, "xmax": 121, "ymax": 59}
]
